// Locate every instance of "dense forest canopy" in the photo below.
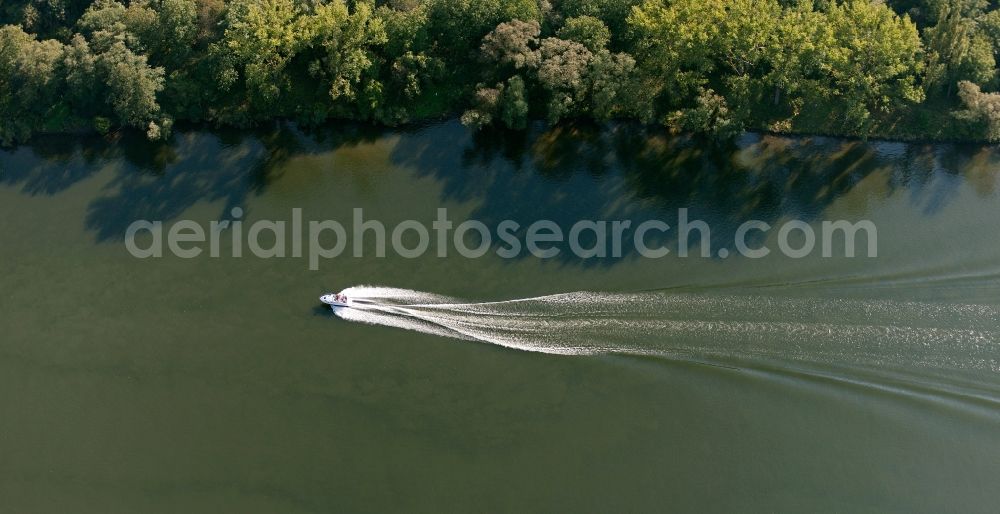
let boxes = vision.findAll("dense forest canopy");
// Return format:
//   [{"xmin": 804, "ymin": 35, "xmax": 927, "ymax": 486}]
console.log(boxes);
[{"xmin": 4, "ymin": 0, "xmax": 1000, "ymax": 144}]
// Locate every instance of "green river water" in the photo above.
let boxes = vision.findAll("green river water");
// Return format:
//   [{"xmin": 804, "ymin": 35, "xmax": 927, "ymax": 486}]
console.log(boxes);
[{"xmin": 2, "ymin": 121, "xmax": 999, "ymax": 512}]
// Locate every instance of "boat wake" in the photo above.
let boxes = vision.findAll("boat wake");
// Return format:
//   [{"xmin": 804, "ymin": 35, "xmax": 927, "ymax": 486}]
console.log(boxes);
[{"xmin": 331, "ymin": 286, "xmax": 1000, "ymax": 374}]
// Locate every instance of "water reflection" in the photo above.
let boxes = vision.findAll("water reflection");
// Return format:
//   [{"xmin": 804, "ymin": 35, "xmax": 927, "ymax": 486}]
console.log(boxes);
[
  {"xmin": 390, "ymin": 122, "xmax": 1000, "ymax": 262},
  {"xmin": 0, "ymin": 133, "xmax": 113, "ymax": 195},
  {"xmin": 1, "ymin": 121, "xmax": 997, "ymax": 259}
]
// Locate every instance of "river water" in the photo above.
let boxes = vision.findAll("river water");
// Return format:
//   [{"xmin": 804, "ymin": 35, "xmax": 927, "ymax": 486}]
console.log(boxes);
[{"xmin": 2, "ymin": 121, "xmax": 999, "ymax": 512}]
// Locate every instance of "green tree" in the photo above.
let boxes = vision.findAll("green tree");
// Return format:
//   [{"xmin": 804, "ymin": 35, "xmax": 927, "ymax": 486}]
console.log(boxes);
[
  {"xmin": 954, "ymin": 79, "xmax": 1000, "ymax": 139},
  {"xmin": 425, "ymin": 0, "xmax": 539, "ymax": 61},
  {"xmin": 480, "ymin": 18, "xmax": 540, "ymax": 72},
  {"xmin": 194, "ymin": 0, "xmax": 225, "ymax": 44},
  {"xmin": 464, "ymin": 19, "xmax": 540, "ymax": 129},
  {"xmin": 628, "ymin": 0, "xmax": 723, "ymax": 107},
  {"xmin": 667, "ymin": 88, "xmax": 739, "ymax": 138},
  {"xmin": 499, "ymin": 75, "xmax": 530, "ymax": 128},
  {"xmin": 99, "ymin": 40, "xmax": 167, "ymax": 136},
  {"xmin": 460, "ymin": 75, "xmax": 529, "ymax": 129},
  {"xmin": 824, "ymin": 0, "xmax": 926, "ymax": 133},
  {"xmin": 75, "ymin": 0, "xmax": 132, "ymax": 51},
  {"xmin": 5, "ymin": 0, "xmax": 1000, "ymax": 142},
  {"xmin": 627, "ymin": 0, "xmax": 778, "ymax": 127},
  {"xmin": 73, "ymin": 0, "xmax": 170, "ymax": 135},
  {"xmin": 18, "ymin": 0, "xmax": 92, "ymax": 39},
  {"xmin": 0, "ymin": 24, "xmax": 65, "ymax": 144},
  {"xmin": 466, "ymin": 18, "xmax": 638, "ymax": 127},
  {"xmin": 63, "ymin": 33, "xmax": 99, "ymax": 115},
  {"xmin": 460, "ymin": 84, "xmax": 502, "ymax": 128},
  {"xmin": 375, "ymin": 4, "xmax": 446, "ymax": 123},
  {"xmin": 76, "ymin": 0, "xmax": 196, "ymax": 66},
  {"xmin": 716, "ymin": 0, "xmax": 780, "ymax": 115},
  {"xmin": 215, "ymin": 0, "xmax": 305, "ymax": 110},
  {"xmin": 588, "ymin": 49, "xmax": 638, "ymax": 120},
  {"xmin": 923, "ymin": 3, "xmax": 995, "ymax": 97},
  {"xmin": 537, "ymin": 37, "xmax": 592, "ymax": 122},
  {"xmin": 304, "ymin": 0, "xmax": 387, "ymax": 119},
  {"xmin": 897, "ymin": 0, "xmax": 988, "ymax": 27},
  {"xmin": 557, "ymin": 15, "xmax": 610, "ymax": 52},
  {"xmin": 556, "ymin": 0, "xmax": 640, "ymax": 40},
  {"xmin": 144, "ymin": 0, "xmax": 198, "ymax": 68},
  {"xmin": 767, "ymin": 4, "xmax": 835, "ymax": 114},
  {"xmin": 980, "ymin": 8, "xmax": 1000, "ymax": 58}
]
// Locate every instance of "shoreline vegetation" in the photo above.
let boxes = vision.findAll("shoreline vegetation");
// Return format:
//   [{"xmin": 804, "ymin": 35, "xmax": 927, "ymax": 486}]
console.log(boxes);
[{"xmin": 5, "ymin": 0, "xmax": 1000, "ymax": 146}]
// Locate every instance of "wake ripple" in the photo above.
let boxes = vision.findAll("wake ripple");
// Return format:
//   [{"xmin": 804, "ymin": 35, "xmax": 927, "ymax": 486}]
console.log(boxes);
[{"xmin": 331, "ymin": 286, "xmax": 1000, "ymax": 373}]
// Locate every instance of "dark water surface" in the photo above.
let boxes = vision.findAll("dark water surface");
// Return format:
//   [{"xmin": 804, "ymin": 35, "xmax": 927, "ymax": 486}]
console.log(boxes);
[{"xmin": 2, "ymin": 121, "xmax": 1000, "ymax": 512}]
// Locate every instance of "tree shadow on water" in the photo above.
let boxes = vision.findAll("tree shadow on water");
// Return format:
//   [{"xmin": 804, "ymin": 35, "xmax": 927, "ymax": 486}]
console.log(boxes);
[
  {"xmin": 0, "ymin": 121, "xmax": 386, "ymax": 242},
  {"xmin": 3, "ymin": 119, "xmax": 992, "ymax": 257},
  {"xmin": 82, "ymin": 129, "xmax": 267, "ymax": 242},
  {"xmin": 0, "ymin": 133, "xmax": 116, "ymax": 195},
  {"xmin": 389, "ymin": 120, "xmax": 995, "ymax": 266},
  {"xmin": 80, "ymin": 122, "xmax": 385, "ymax": 242}
]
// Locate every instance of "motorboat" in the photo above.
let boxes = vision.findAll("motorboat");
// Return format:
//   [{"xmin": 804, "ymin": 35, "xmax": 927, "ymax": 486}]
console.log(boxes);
[{"xmin": 320, "ymin": 292, "xmax": 352, "ymax": 308}]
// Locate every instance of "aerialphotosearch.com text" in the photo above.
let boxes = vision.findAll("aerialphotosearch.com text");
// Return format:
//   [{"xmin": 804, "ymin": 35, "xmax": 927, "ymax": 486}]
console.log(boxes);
[{"xmin": 124, "ymin": 207, "xmax": 878, "ymax": 270}]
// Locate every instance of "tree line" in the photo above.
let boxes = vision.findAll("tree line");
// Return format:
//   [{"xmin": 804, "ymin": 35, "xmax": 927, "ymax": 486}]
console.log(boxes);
[{"xmin": 4, "ymin": 0, "xmax": 1000, "ymax": 145}]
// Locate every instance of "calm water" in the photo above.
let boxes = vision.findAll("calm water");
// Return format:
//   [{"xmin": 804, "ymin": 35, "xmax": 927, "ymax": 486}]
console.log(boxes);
[{"xmin": 2, "ymin": 121, "xmax": 1000, "ymax": 512}]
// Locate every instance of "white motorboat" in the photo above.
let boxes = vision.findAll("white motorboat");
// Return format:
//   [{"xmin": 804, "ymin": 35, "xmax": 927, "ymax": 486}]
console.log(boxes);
[{"xmin": 320, "ymin": 292, "xmax": 352, "ymax": 308}]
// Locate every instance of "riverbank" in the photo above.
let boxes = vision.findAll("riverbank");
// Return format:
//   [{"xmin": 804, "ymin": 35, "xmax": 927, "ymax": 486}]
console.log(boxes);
[
  {"xmin": 10, "ymin": 107, "xmax": 996, "ymax": 149},
  {"xmin": 6, "ymin": 0, "xmax": 1000, "ymax": 147}
]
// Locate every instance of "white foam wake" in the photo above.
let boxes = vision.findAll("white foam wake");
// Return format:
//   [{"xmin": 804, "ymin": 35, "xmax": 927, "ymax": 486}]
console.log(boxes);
[{"xmin": 331, "ymin": 286, "xmax": 1000, "ymax": 373}]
